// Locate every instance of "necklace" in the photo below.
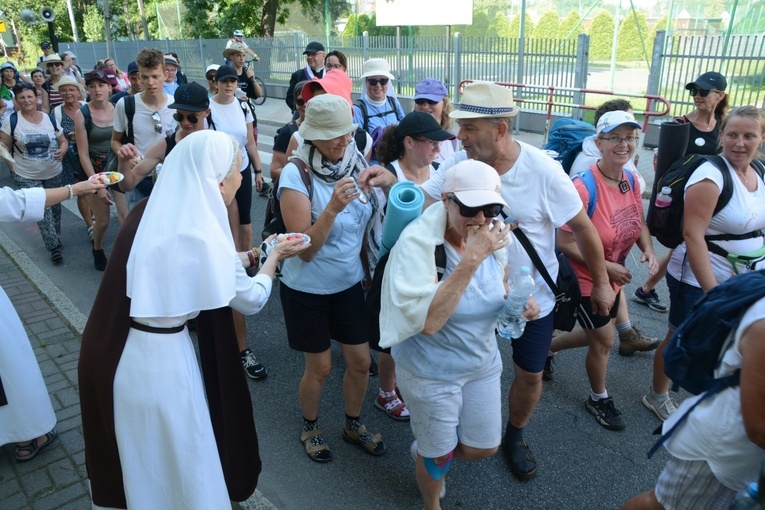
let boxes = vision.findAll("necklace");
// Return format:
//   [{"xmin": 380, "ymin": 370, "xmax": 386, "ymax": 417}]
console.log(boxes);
[
  {"xmin": 596, "ymin": 163, "xmax": 630, "ymax": 193},
  {"xmin": 734, "ymin": 168, "xmax": 749, "ymax": 185}
]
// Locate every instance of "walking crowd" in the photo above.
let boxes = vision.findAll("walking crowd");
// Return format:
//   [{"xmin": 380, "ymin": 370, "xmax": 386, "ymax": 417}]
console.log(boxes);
[{"xmin": 0, "ymin": 34, "xmax": 764, "ymax": 510}]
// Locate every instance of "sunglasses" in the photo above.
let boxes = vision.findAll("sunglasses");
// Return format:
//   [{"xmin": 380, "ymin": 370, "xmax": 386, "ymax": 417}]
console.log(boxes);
[
  {"xmin": 151, "ymin": 112, "xmax": 163, "ymax": 134},
  {"xmin": 367, "ymin": 78, "xmax": 389, "ymax": 86},
  {"xmin": 206, "ymin": 74, "xmax": 216, "ymax": 81},
  {"xmin": 688, "ymin": 88, "xmax": 719, "ymax": 98},
  {"xmin": 48, "ymin": 63, "xmax": 64, "ymax": 68},
  {"xmin": 295, "ymin": 98, "xmax": 306, "ymax": 106},
  {"xmin": 173, "ymin": 112, "xmax": 200, "ymax": 123},
  {"xmin": 448, "ymin": 195, "xmax": 503, "ymax": 218},
  {"xmin": 415, "ymin": 98, "xmax": 439, "ymax": 106}
]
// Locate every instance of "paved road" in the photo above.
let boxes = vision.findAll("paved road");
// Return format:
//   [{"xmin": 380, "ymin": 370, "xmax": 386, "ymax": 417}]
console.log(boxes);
[{"xmin": 1, "ymin": 99, "xmax": 678, "ymax": 509}]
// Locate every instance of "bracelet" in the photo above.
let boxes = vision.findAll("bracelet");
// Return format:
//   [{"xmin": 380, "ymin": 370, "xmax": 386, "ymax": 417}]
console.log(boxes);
[
  {"xmin": 254, "ymin": 169, "xmax": 262, "ymax": 174},
  {"xmin": 66, "ymin": 184, "xmax": 74, "ymax": 200},
  {"xmin": 247, "ymin": 250, "xmax": 256, "ymax": 268}
]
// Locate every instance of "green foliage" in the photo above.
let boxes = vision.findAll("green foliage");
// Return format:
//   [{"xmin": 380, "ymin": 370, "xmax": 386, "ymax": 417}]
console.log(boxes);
[
  {"xmin": 488, "ymin": 12, "xmax": 511, "ymax": 39},
  {"xmin": 650, "ymin": 15, "xmax": 670, "ymax": 44},
  {"xmin": 508, "ymin": 13, "xmax": 534, "ymax": 39},
  {"xmin": 83, "ymin": 5, "xmax": 105, "ymax": 42},
  {"xmin": 617, "ymin": 9, "xmax": 649, "ymax": 62},
  {"xmin": 558, "ymin": 9, "xmax": 584, "ymax": 40},
  {"xmin": 533, "ymin": 10, "xmax": 560, "ymax": 39},
  {"xmin": 588, "ymin": 10, "xmax": 614, "ymax": 60},
  {"xmin": 474, "ymin": 0, "xmax": 512, "ymax": 18},
  {"xmin": 453, "ymin": 11, "xmax": 492, "ymax": 38}
]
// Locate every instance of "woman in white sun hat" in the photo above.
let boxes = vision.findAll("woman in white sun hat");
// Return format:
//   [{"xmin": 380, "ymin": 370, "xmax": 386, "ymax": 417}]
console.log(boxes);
[{"xmin": 352, "ymin": 58, "xmax": 405, "ymax": 141}]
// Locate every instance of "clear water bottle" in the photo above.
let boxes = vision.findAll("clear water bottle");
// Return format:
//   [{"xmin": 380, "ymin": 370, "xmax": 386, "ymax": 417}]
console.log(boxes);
[
  {"xmin": 651, "ymin": 186, "xmax": 673, "ymax": 227},
  {"xmin": 497, "ymin": 266, "xmax": 535, "ymax": 340},
  {"xmin": 732, "ymin": 483, "xmax": 761, "ymax": 510},
  {"xmin": 49, "ymin": 134, "xmax": 59, "ymax": 159}
]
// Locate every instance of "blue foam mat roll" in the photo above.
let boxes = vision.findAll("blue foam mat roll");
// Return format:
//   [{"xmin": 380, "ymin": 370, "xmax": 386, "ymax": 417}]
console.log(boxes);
[{"xmin": 378, "ymin": 181, "xmax": 425, "ymax": 258}]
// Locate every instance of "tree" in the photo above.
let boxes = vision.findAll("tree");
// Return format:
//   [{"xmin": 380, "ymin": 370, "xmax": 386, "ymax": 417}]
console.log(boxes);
[
  {"xmin": 588, "ymin": 10, "xmax": 614, "ymax": 60},
  {"xmin": 488, "ymin": 12, "xmax": 511, "ymax": 39},
  {"xmin": 650, "ymin": 15, "xmax": 671, "ymax": 43},
  {"xmin": 83, "ymin": 4, "xmax": 105, "ymax": 42},
  {"xmin": 533, "ymin": 10, "xmax": 560, "ymax": 39},
  {"xmin": 508, "ymin": 12, "xmax": 535, "ymax": 39},
  {"xmin": 617, "ymin": 9, "xmax": 649, "ymax": 62},
  {"xmin": 558, "ymin": 9, "xmax": 585, "ymax": 41}
]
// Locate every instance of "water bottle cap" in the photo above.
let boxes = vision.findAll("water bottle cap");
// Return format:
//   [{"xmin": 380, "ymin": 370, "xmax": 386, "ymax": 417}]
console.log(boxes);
[
  {"xmin": 660, "ymin": 186, "xmax": 671, "ymax": 194},
  {"xmin": 520, "ymin": 266, "xmax": 531, "ymax": 275},
  {"xmin": 747, "ymin": 482, "xmax": 759, "ymax": 498}
]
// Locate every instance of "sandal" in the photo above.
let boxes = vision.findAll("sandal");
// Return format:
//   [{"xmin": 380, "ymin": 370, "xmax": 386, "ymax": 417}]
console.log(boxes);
[
  {"xmin": 15, "ymin": 429, "xmax": 58, "ymax": 463},
  {"xmin": 503, "ymin": 439, "xmax": 537, "ymax": 481},
  {"xmin": 374, "ymin": 390, "xmax": 410, "ymax": 421},
  {"xmin": 342, "ymin": 424, "xmax": 385, "ymax": 456},
  {"xmin": 299, "ymin": 428, "xmax": 332, "ymax": 463}
]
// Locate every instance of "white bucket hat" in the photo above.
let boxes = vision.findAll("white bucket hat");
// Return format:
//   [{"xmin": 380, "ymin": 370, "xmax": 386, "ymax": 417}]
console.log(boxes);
[
  {"xmin": 298, "ymin": 94, "xmax": 358, "ymax": 141},
  {"xmin": 450, "ymin": 81, "xmax": 519, "ymax": 119},
  {"xmin": 360, "ymin": 58, "xmax": 395, "ymax": 80}
]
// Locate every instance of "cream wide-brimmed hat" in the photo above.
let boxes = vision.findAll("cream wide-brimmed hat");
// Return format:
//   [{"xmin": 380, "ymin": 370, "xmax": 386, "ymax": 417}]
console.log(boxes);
[
  {"xmin": 53, "ymin": 75, "xmax": 85, "ymax": 93},
  {"xmin": 449, "ymin": 81, "xmax": 519, "ymax": 119},
  {"xmin": 359, "ymin": 58, "xmax": 395, "ymax": 80},
  {"xmin": 44, "ymin": 53, "xmax": 64, "ymax": 66},
  {"xmin": 223, "ymin": 43, "xmax": 247, "ymax": 60},
  {"xmin": 298, "ymin": 94, "xmax": 358, "ymax": 141}
]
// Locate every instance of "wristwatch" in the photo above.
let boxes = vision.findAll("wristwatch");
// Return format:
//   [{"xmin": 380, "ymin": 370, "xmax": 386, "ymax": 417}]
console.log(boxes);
[{"xmin": 254, "ymin": 169, "xmax": 262, "ymax": 174}]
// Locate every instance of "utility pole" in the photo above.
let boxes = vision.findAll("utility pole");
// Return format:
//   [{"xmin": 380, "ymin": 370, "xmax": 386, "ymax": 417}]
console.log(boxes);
[{"xmin": 66, "ymin": 0, "xmax": 79, "ymax": 41}]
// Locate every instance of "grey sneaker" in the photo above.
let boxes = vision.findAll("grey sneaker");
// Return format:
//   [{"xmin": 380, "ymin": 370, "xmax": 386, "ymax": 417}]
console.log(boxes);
[
  {"xmin": 642, "ymin": 391, "xmax": 678, "ymax": 421},
  {"xmin": 240, "ymin": 349, "xmax": 268, "ymax": 380},
  {"xmin": 618, "ymin": 326, "xmax": 660, "ymax": 356},
  {"xmin": 634, "ymin": 286, "xmax": 669, "ymax": 313}
]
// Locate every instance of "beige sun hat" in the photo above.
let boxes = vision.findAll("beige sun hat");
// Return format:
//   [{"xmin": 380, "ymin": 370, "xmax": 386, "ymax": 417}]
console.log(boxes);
[
  {"xmin": 223, "ymin": 43, "xmax": 247, "ymax": 60},
  {"xmin": 298, "ymin": 94, "xmax": 358, "ymax": 141},
  {"xmin": 53, "ymin": 75, "xmax": 85, "ymax": 93},
  {"xmin": 449, "ymin": 81, "xmax": 519, "ymax": 119},
  {"xmin": 44, "ymin": 53, "xmax": 64, "ymax": 66},
  {"xmin": 359, "ymin": 58, "xmax": 395, "ymax": 80}
]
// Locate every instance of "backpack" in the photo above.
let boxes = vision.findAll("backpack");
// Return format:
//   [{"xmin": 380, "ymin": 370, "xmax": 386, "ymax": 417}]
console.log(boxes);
[
  {"xmin": 572, "ymin": 168, "xmax": 636, "ymax": 218},
  {"xmin": 117, "ymin": 94, "xmax": 136, "ymax": 145},
  {"xmin": 647, "ymin": 269, "xmax": 765, "ymax": 458},
  {"xmin": 647, "ymin": 154, "xmax": 765, "ymax": 249},
  {"xmin": 8, "ymin": 111, "xmax": 59, "ymax": 157},
  {"xmin": 354, "ymin": 96, "xmax": 403, "ymax": 134},
  {"xmin": 261, "ymin": 158, "xmax": 312, "ymax": 240},
  {"xmin": 541, "ymin": 118, "xmax": 596, "ymax": 174},
  {"xmin": 365, "ymin": 246, "xmax": 447, "ymax": 350}
]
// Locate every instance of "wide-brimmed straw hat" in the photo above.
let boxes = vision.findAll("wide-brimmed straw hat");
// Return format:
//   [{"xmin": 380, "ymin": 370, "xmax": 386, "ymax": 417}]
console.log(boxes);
[
  {"xmin": 443, "ymin": 160, "xmax": 508, "ymax": 208},
  {"xmin": 223, "ymin": 43, "xmax": 247, "ymax": 60},
  {"xmin": 449, "ymin": 81, "xmax": 519, "ymax": 119},
  {"xmin": 44, "ymin": 54, "xmax": 64, "ymax": 67},
  {"xmin": 298, "ymin": 94, "xmax": 358, "ymax": 141},
  {"xmin": 360, "ymin": 58, "xmax": 394, "ymax": 80},
  {"xmin": 53, "ymin": 75, "xmax": 85, "ymax": 93}
]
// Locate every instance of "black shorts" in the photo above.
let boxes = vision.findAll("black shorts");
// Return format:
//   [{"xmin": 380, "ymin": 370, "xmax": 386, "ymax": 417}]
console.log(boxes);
[
  {"xmin": 576, "ymin": 290, "xmax": 622, "ymax": 330},
  {"xmin": 509, "ymin": 311, "xmax": 555, "ymax": 373},
  {"xmin": 234, "ymin": 165, "xmax": 252, "ymax": 225},
  {"xmin": 280, "ymin": 282, "xmax": 368, "ymax": 353}
]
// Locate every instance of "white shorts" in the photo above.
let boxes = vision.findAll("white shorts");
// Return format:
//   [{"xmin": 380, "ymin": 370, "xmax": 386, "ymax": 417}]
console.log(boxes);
[
  {"xmin": 655, "ymin": 456, "xmax": 736, "ymax": 510},
  {"xmin": 396, "ymin": 353, "xmax": 502, "ymax": 459}
]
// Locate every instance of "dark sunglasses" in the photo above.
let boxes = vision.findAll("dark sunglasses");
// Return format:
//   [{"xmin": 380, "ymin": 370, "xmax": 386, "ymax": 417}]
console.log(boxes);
[
  {"xmin": 173, "ymin": 112, "xmax": 200, "ymax": 123},
  {"xmin": 415, "ymin": 98, "xmax": 439, "ymax": 106},
  {"xmin": 151, "ymin": 111, "xmax": 163, "ymax": 134},
  {"xmin": 295, "ymin": 98, "xmax": 306, "ymax": 106},
  {"xmin": 366, "ymin": 78, "xmax": 389, "ymax": 86},
  {"xmin": 689, "ymin": 88, "xmax": 718, "ymax": 98},
  {"xmin": 448, "ymin": 195, "xmax": 503, "ymax": 218}
]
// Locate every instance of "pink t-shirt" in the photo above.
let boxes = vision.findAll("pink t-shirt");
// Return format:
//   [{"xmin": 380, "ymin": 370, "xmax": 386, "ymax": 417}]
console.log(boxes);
[{"xmin": 562, "ymin": 164, "xmax": 643, "ymax": 296}]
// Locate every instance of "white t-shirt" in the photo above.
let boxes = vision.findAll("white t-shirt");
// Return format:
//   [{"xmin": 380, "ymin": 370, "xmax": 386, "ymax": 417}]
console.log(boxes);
[
  {"xmin": 667, "ymin": 160, "xmax": 765, "ymax": 286},
  {"xmin": 113, "ymin": 93, "xmax": 176, "ymax": 156},
  {"xmin": 277, "ymin": 162, "xmax": 372, "ymax": 294},
  {"xmin": 422, "ymin": 142, "xmax": 584, "ymax": 316},
  {"xmin": 570, "ymin": 135, "xmax": 647, "ymax": 191},
  {"xmin": 434, "ymin": 138, "xmax": 458, "ymax": 165},
  {"xmin": 0, "ymin": 112, "xmax": 63, "ymax": 180},
  {"xmin": 664, "ymin": 296, "xmax": 765, "ymax": 490},
  {"xmin": 208, "ymin": 99, "xmax": 253, "ymax": 172}
]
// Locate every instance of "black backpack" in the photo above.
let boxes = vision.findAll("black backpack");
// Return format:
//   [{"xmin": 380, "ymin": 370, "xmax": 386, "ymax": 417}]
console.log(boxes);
[
  {"xmin": 354, "ymin": 96, "xmax": 403, "ymax": 134},
  {"xmin": 261, "ymin": 158, "xmax": 312, "ymax": 240},
  {"xmin": 647, "ymin": 270, "xmax": 765, "ymax": 458},
  {"xmin": 647, "ymin": 154, "xmax": 765, "ymax": 249}
]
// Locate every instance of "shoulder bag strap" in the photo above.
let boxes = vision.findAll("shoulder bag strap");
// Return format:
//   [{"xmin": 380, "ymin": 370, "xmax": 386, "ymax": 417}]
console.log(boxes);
[{"xmin": 511, "ymin": 227, "xmax": 559, "ymax": 295}]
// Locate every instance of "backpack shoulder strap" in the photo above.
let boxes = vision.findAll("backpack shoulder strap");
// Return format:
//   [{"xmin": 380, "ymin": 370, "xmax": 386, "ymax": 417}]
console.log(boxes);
[
  {"xmin": 354, "ymin": 129, "xmax": 367, "ymax": 152},
  {"xmin": 80, "ymin": 104, "xmax": 93, "ymax": 136},
  {"xmin": 287, "ymin": 158, "xmax": 313, "ymax": 202},
  {"xmin": 354, "ymin": 99, "xmax": 369, "ymax": 133},
  {"xmin": 388, "ymin": 96, "xmax": 403, "ymax": 121},
  {"xmin": 124, "ymin": 95, "xmax": 136, "ymax": 144},
  {"xmin": 53, "ymin": 105, "xmax": 63, "ymax": 127},
  {"xmin": 708, "ymin": 155, "xmax": 734, "ymax": 215},
  {"xmin": 207, "ymin": 111, "xmax": 217, "ymax": 131},
  {"xmin": 573, "ymin": 169, "xmax": 598, "ymax": 218},
  {"xmin": 751, "ymin": 159, "xmax": 765, "ymax": 181},
  {"xmin": 48, "ymin": 112, "xmax": 58, "ymax": 132},
  {"xmin": 434, "ymin": 244, "xmax": 447, "ymax": 281},
  {"xmin": 9, "ymin": 112, "xmax": 19, "ymax": 156}
]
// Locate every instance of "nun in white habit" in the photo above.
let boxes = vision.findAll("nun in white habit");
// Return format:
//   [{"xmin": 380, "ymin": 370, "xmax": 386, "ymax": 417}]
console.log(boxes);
[{"xmin": 108, "ymin": 130, "xmax": 307, "ymax": 509}]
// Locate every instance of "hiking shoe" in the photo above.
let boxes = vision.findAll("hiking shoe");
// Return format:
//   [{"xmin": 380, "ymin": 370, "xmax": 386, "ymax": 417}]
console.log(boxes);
[
  {"xmin": 259, "ymin": 182, "xmax": 271, "ymax": 197},
  {"xmin": 240, "ymin": 349, "xmax": 268, "ymax": 380},
  {"xmin": 642, "ymin": 391, "xmax": 678, "ymax": 422},
  {"xmin": 374, "ymin": 390, "xmax": 410, "ymax": 421},
  {"xmin": 634, "ymin": 287, "xmax": 669, "ymax": 313},
  {"xmin": 92, "ymin": 249, "xmax": 107, "ymax": 271},
  {"xmin": 542, "ymin": 355, "xmax": 555, "ymax": 381},
  {"xmin": 618, "ymin": 326, "xmax": 660, "ymax": 356},
  {"xmin": 50, "ymin": 247, "xmax": 63, "ymax": 263},
  {"xmin": 586, "ymin": 397, "xmax": 626, "ymax": 431}
]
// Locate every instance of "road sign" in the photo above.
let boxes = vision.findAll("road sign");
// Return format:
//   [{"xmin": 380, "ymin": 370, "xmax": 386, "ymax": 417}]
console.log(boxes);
[{"xmin": 0, "ymin": 20, "xmax": 6, "ymax": 33}]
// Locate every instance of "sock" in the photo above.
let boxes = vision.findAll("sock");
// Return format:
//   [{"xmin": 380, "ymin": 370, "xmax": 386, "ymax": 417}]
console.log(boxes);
[
  {"xmin": 591, "ymin": 390, "xmax": 608, "ymax": 401},
  {"xmin": 505, "ymin": 423, "xmax": 524, "ymax": 444},
  {"xmin": 615, "ymin": 321, "xmax": 632, "ymax": 335},
  {"xmin": 345, "ymin": 415, "xmax": 361, "ymax": 431},
  {"xmin": 650, "ymin": 386, "xmax": 669, "ymax": 400},
  {"xmin": 303, "ymin": 417, "xmax": 319, "ymax": 432},
  {"xmin": 379, "ymin": 388, "xmax": 397, "ymax": 399}
]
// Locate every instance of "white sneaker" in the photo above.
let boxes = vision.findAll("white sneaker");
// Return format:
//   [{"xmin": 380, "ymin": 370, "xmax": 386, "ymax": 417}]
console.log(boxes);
[{"xmin": 642, "ymin": 390, "xmax": 678, "ymax": 421}]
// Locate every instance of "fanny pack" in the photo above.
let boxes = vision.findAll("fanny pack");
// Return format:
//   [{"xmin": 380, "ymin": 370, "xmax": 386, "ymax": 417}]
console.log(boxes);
[{"xmin": 726, "ymin": 245, "xmax": 765, "ymax": 274}]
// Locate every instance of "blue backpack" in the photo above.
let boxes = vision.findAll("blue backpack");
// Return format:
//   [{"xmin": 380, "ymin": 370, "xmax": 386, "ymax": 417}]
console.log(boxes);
[
  {"xmin": 572, "ymin": 168, "xmax": 636, "ymax": 217},
  {"xmin": 542, "ymin": 118, "xmax": 596, "ymax": 174},
  {"xmin": 647, "ymin": 270, "xmax": 765, "ymax": 458}
]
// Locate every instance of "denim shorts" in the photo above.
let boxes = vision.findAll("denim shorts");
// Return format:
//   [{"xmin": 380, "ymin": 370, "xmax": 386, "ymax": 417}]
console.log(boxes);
[{"xmin": 666, "ymin": 273, "xmax": 704, "ymax": 333}]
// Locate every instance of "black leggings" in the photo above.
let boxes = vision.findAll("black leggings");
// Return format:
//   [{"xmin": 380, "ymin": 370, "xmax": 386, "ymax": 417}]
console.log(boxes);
[{"xmin": 234, "ymin": 165, "xmax": 252, "ymax": 225}]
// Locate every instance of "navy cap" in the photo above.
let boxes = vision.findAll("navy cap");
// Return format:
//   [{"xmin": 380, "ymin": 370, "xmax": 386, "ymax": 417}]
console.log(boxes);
[
  {"xmin": 127, "ymin": 61, "xmax": 139, "ymax": 75},
  {"xmin": 685, "ymin": 72, "xmax": 727, "ymax": 92},
  {"xmin": 169, "ymin": 83, "xmax": 209, "ymax": 112},
  {"xmin": 303, "ymin": 41, "xmax": 325, "ymax": 54},
  {"xmin": 215, "ymin": 65, "xmax": 239, "ymax": 82}
]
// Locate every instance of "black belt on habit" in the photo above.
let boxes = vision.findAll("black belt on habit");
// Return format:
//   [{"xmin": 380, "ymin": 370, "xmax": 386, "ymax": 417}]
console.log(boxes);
[{"xmin": 130, "ymin": 321, "xmax": 186, "ymax": 334}]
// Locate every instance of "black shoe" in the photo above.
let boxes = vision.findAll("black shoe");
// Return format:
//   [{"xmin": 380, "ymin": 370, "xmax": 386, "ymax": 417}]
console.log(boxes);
[
  {"xmin": 259, "ymin": 182, "xmax": 271, "ymax": 197},
  {"xmin": 92, "ymin": 249, "xmax": 107, "ymax": 271},
  {"xmin": 50, "ymin": 247, "xmax": 63, "ymax": 264},
  {"xmin": 586, "ymin": 397, "xmax": 626, "ymax": 431},
  {"xmin": 634, "ymin": 287, "xmax": 669, "ymax": 313},
  {"xmin": 369, "ymin": 356, "xmax": 378, "ymax": 377},
  {"xmin": 503, "ymin": 439, "xmax": 537, "ymax": 481},
  {"xmin": 542, "ymin": 355, "xmax": 555, "ymax": 381},
  {"xmin": 240, "ymin": 349, "xmax": 268, "ymax": 380}
]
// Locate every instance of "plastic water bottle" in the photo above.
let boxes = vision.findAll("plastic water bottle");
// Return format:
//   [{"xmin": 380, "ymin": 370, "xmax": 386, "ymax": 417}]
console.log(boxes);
[
  {"xmin": 651, "ymin": 186, "xmax": 673, "ymax": 227},
  {"xmin": 49, "ymin": 134, "xmax": 58, "ymax": 159},
  {"xmin": 497, "ymin": 266, "xmax": 535, "ymax": 340},
  {"xmin": 732, "ymin": 483, "xmax": 761, "ymax": 510}
]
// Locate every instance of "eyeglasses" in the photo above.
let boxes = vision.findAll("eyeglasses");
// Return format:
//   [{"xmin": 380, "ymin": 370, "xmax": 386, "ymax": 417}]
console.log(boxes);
[
  {"xmin": 415, "ymin": 98, "xmax": 439, "ymax": 106},
  {"xmin": 326, "ymin": 64, "xmax": 344, "ymax": 70},
  {"xmin": 598, "ymin": 135, "xmax": 638, "ymax": 144},
  {"xmin": 366, "ymin": 78, "xmax": 389, "ymax": 87},
  {"xmin": 173, "ymin": 112, "xmax": 200, "ymax": 123},
  {"xmin": 412, "ymin": 137, "xmax": 440, "ymax": 149},
  {"xmin": 448, "ymin": 195, "xmax": 503, "ymax": 218},
  {"xmin": 689, "ymin": 88, "xmax": 720, "ymax": 98},
  {"xmin": 151, "ymin": 112, "xmax": 163, "ymax": 134},
  {"xmin": 295, "ymin": 98, "xmax": 306, "ymax": 107}
]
